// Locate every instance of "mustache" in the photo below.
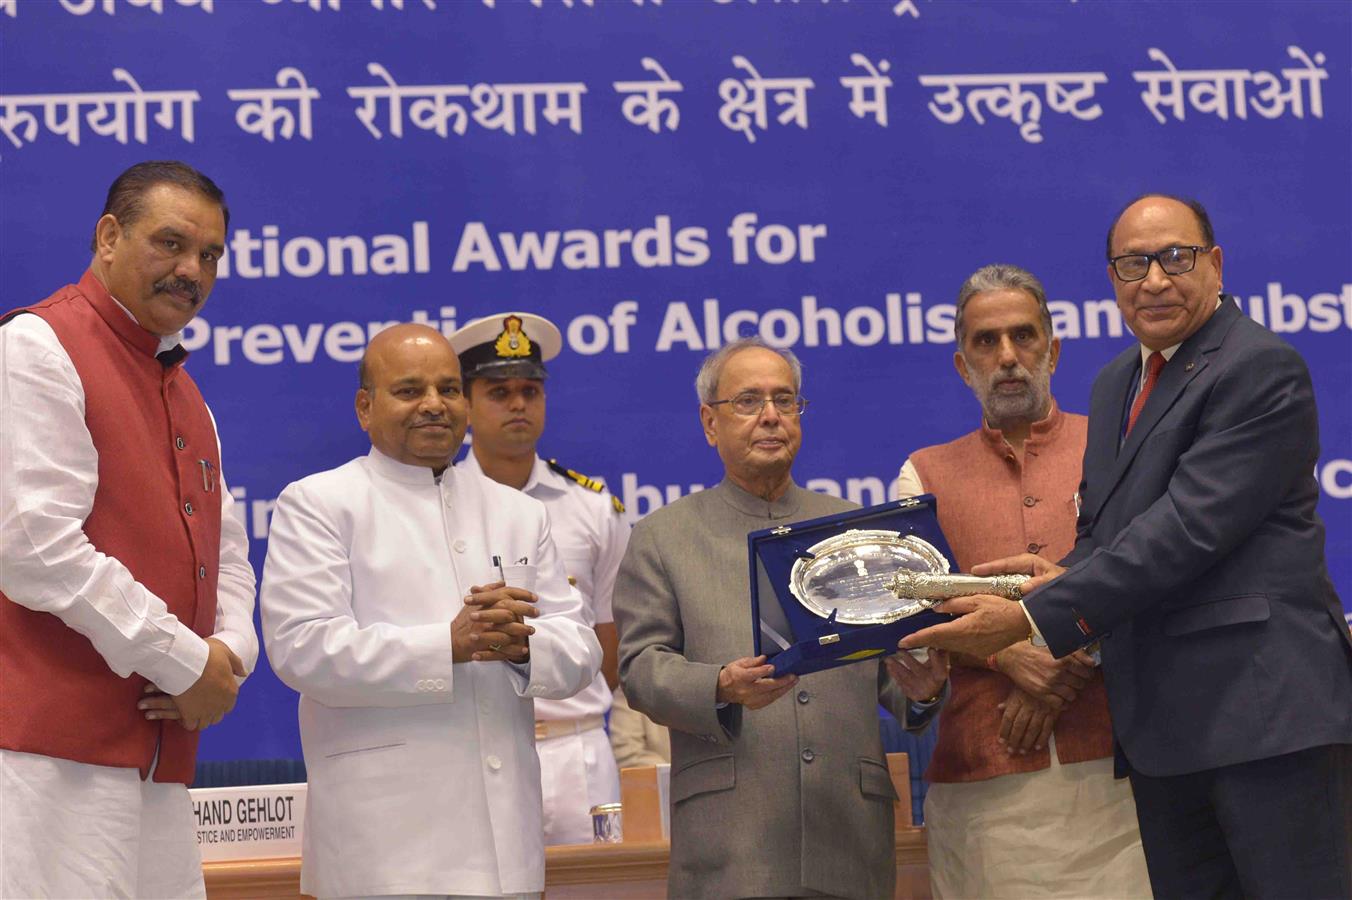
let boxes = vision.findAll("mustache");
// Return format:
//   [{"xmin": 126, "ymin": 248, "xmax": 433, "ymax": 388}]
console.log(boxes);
[
  {"xmin": 154, "ymin": 276, "xmax": 200, "ymax": 303},
  {"xmin": 991, "ymin": 364, "xmax": 1032, "ymax": 384}
]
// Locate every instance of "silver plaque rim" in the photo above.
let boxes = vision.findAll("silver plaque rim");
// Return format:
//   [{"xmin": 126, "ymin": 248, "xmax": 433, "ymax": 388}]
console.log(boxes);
[{"xmin": 788, "ymin": 529, "xmax": 950, "ymax": 625}]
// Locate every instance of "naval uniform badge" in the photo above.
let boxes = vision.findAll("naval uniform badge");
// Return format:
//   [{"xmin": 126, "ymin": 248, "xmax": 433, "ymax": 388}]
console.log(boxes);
[{"xmin": 494, "ymin": 315, "xmax": 533, "ymax": 358}]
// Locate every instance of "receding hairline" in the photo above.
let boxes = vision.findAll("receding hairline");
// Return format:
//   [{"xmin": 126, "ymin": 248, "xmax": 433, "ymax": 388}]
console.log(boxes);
[
  {"xmin": 135, "ymin": 186, "xmax": 227, "ymax": 242},
  {"xmin": 963, "ymin": 286, "xmax": 1045, "ymax": 323},
  {"xmin": 91, "ymin": 160, "xmax": 229, "ymax": 252},
  {"xmin": 1105, "ymin": 193, "xmax": 1214, "ymax": 257},
  {"xmin": 953, "ymin": 263, "xmax": 1052, "ymax": 348},
  {"xmin": 358, "ymin": 324, "xmax": 458, "ymax": 389},
  {"xmin": 699, "ymin": 342, "xmax": 800, "ymax": 403},
  {"xmin": 721, "ymin": 343, "xmax": 792, "ymax": 372}
]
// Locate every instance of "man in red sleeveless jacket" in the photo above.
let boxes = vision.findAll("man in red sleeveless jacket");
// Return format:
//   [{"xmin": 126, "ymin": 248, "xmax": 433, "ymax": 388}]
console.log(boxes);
[
  {"xmin": 896, "ymin": 264, "xmax": 1148, "ymax": 898},
  {"xmin": 0, "ymin": 161, "xmax": 258, "ymax": 898}
]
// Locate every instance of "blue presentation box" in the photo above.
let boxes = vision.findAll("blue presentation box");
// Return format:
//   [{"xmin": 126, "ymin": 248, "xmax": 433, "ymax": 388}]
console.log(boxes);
[{"xmin": 748, "ymin": 496, "xmax": 955, "ymax": 678}]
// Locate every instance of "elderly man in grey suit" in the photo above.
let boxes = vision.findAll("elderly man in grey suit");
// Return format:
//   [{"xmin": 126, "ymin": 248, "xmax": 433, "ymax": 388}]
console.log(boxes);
[{"xmin": 613, "ymin": 337, "xmax": 950, "ymax": 899}]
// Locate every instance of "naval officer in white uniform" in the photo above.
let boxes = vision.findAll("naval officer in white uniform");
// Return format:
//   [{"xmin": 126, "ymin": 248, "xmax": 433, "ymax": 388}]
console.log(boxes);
[
  {"xmin": 451, "ymin": 312, "xmax": 627, "ymax": 846},
  {"xmin": 261, "ymin": 323, "xmax": 602, "ymax": 898}
]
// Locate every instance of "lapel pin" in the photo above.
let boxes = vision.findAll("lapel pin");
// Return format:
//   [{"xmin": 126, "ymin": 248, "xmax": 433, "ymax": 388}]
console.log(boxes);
[{"xmin": 1184, "ymin": 362, "xmax": 1195, "ymax": 372}]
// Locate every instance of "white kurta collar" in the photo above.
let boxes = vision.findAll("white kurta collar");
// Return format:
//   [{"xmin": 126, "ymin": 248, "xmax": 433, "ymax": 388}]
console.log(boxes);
[{"xmin": 365, "ymin": 445, "xmax": 450, "ymax": 486}]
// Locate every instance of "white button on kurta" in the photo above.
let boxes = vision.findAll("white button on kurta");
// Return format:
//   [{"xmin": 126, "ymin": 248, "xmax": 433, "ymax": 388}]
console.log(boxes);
[{"xmin": 456, "ymin": 452, "xmax": 629, "ymax": 846}]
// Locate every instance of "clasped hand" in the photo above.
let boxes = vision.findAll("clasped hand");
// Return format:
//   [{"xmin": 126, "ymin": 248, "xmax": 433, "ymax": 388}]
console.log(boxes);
[
  {"xmin": 992, "ymin": 642, "xmax": 1097, "ymax": 711},
  {"xmin": 451, "ymin": 581, "xmax": 540, "ymax": 663},
  {"xmin": 138, "ymin": 637, "xmax": 245, "ymax": 731},
  {"xmin": 992, "ymin": 642, "xmax": 1096, "ymax": 755}
]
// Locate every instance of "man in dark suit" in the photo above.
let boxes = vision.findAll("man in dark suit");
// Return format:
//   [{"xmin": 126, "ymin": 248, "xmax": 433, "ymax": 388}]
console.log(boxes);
[{"xmin": 904, "ymin": 194, "xmax": 1352, "ymax": 898}]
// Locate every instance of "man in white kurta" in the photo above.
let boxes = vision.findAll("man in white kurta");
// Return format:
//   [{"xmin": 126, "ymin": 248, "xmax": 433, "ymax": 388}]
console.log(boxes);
[
  {"xmin": 450, "ymin": 311, "xmax": 626, "ymax": 846},
  {"xmin": 261, "ymin": 324, "xmax": 601, "ymax": 899}
]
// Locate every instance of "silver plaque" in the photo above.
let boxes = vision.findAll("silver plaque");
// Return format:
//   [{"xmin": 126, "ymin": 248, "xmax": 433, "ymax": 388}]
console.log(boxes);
[{"xmin": 788, "ymin": 530, "xmax": 951, "ymax": 625}]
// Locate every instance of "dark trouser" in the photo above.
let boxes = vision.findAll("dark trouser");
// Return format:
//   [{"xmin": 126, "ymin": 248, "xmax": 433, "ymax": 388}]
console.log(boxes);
[{"xmin": 1128, "ymin": 743, "xmax": 1352, "ymax": 900}]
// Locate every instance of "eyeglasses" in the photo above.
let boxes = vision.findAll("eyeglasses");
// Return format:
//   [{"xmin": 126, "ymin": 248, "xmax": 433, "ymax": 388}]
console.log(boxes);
[
  {"xmin": 1109, "ymin": 245, "xmax": 1210, "ymax": 282},
  {"xmin": 707, "ymin": 392, "xmax": 808, "ymax": 417}
]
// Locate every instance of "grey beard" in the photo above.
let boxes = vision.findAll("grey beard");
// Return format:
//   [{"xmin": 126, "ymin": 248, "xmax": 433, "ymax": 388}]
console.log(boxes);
[
  {"xmin": 981, "ymin": 387, "xmax": 1045, "ymax": 426},
  {"xmin": 974, "ymin": 363, "xmax": 1053, "ymax": 430}
]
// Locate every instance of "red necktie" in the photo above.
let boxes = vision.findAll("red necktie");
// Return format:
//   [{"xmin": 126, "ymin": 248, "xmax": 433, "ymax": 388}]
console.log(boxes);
[{"xmin": 1126, "ymin": 351, "xmax": 1166, "ymax": 436}]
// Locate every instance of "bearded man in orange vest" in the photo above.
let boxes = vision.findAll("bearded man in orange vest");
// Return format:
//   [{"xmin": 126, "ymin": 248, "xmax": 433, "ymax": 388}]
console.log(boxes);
[
  {"xmin": 0, "ymin": 161, "xmax": 258, "ymax": 899},
  {"xmin": 896, "ymin": 263, "xmax": 1149, "ymax": 898}
]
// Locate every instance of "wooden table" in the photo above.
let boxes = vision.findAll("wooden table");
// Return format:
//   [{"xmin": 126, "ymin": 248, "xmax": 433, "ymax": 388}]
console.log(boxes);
[{"xmin": 205, "ymin": 754, "xmax": 931, "ymax": 899}]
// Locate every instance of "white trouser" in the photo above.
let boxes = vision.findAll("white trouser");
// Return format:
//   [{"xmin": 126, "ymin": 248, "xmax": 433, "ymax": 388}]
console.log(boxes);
[
  {"xmin": 534, "ymin": 725, "xmax": 620, "ymax": 846},
  {"xmin": 923, "ymin": 744, "xmax": 1150, "ymax": 900},
  {"xmin": 0, "ymin": 748, "xmax": 205, "ymax": 900}
]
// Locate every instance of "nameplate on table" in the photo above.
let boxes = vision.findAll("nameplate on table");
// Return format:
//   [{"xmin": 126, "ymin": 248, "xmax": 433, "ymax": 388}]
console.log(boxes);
[{"xmin": 189, "ymin": 782, "xmax": 307, "ymax": 861}]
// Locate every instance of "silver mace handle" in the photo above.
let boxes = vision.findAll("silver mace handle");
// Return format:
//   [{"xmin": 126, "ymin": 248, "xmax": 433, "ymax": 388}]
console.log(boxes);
[{"xmin": 886, "ymin": 571, "xmax": 1031, "ymax": 603}]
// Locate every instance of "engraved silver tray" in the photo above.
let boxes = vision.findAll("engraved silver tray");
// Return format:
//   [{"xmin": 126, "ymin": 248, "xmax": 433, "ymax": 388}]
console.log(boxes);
[{"xmin": 788, "ymin": 529, "xmax": 950, "ymax": 625}]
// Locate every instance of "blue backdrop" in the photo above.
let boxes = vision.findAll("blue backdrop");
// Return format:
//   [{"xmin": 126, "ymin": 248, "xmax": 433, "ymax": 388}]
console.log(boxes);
[{"xmin": 3, "ymin": 0, "xmax": 1349, "ymax": 764}]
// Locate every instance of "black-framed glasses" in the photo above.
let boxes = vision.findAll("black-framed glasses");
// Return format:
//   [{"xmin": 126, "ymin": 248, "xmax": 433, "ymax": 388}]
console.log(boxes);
[
  {"xmin": 1109, "ymin": 245, "xmax": 1210, "ymax": 282},
  {"xmin": 707, "ymin": 392, "xmax": 808, "ymax": 417}
]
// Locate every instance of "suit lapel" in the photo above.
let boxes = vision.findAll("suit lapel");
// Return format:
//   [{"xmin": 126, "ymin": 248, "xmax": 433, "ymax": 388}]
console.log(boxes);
[
  {"xmin": 1080, "ymin": 348, "xmax": 1137, "ymax": 524},
  {"xmin": 1102, "ymin": 298, "xmax": 1242, "ymax": 499}
]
